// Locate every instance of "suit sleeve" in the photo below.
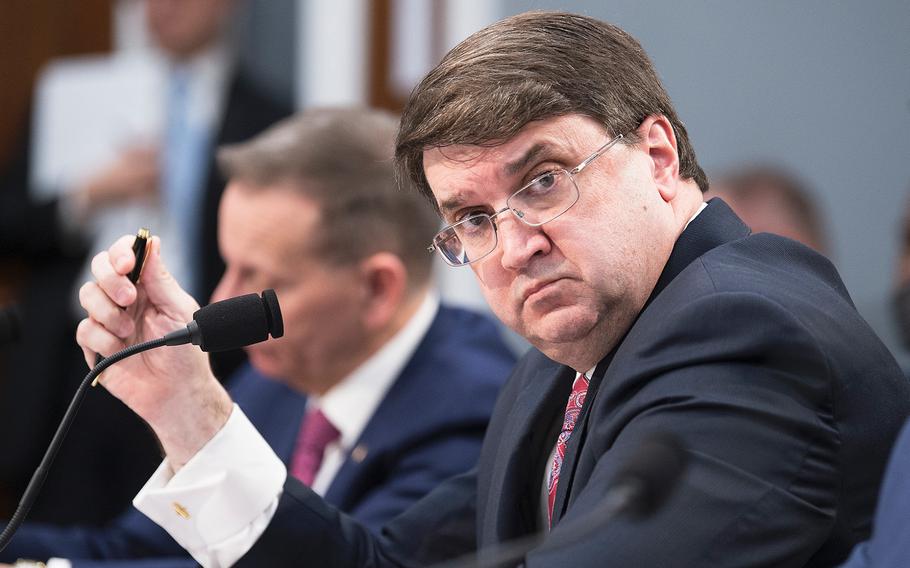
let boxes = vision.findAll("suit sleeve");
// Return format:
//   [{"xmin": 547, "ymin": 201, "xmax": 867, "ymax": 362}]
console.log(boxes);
[
  {"xmin": 346, "ymin": 429, "xmax": 486, "ymax": 533},
  {"xmin": 237, "ymin": 470, "xmax": 479, "ymax": 567},
  {"xmin": 526, "ymin": 289, "xmax": 843, "ymax": 567}
]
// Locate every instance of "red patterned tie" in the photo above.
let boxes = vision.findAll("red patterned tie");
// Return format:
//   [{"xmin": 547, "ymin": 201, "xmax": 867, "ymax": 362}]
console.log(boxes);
[
  {"xmin": 290, "ymin": 408, "xmax": 340, "ymax": 486},
  {"xmin": 547, "ymin": 372, "xmax": 590, "ymax": 527}
]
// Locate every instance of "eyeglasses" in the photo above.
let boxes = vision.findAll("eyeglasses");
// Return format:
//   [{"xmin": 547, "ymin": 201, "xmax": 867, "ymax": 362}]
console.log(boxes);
[{"xmin": 428, "ymin": 133, "xmax": 625, "ymax": 267}]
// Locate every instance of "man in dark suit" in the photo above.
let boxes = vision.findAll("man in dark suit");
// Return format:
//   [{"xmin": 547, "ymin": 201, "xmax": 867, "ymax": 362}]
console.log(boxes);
[
  {"xmin": 0, "ymin": 0, "xmax": 290, "ymax": 524},
  {"xmin": 1, "ymin": 108, "xmax": 513, "ymax": 567},
  {"xmin": 75, "ymin": 11, "xmax": 910, "ymax": 567},
  {"xmin": 837, "ymin": 419, "xmax": 910, "ymax": 568}
]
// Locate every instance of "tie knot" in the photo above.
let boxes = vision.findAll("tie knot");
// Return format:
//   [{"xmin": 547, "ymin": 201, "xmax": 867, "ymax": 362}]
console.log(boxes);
[{"xmin": 298, "ymin": 408, "xmax": 340, "ymax": 451}]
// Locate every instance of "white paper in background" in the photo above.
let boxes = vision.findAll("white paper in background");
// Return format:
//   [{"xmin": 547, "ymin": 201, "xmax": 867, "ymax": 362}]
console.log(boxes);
[
  {"xmin": 29, "ymin": 52, "xmax": 197, "ymax": 312},
  {"xmin": 30, "ymin": 52, "xmax": 166, "ymax": 200}
]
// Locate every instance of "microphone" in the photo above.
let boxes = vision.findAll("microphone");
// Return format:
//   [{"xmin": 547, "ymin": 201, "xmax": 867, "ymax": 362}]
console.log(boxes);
[
  {"xmin": 163, "ymin": 289, "xmax": 284, "ymax": 352},
  {"xmin": 430, "ymin": 432, "xmax": 687, "ymax": 568},
  {"xmin": 0, "ymin": 304, "xmax": 22, "ymax": 346},
  {"xmin": 0, "ymin": 290, "xmax": 283, "ymax": 552}
]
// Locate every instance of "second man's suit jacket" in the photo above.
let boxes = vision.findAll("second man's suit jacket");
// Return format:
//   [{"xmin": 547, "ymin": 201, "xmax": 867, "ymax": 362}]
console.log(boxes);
[
  {"xmin": 1, "ymin": 305, "xmax": 515, "ymax": 568},
  {"xmin": 238, "ymin": 199, "xmax": 910, "ymax": 568},
  {"xmin": 838, "ymin": 417, "xmax": 910, "ymax": 568}
]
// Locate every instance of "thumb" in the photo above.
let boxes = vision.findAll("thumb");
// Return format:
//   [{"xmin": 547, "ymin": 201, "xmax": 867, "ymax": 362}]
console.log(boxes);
[{"xmin": 140, "ymin": 236, "xmax": 199, "ymax": 322}]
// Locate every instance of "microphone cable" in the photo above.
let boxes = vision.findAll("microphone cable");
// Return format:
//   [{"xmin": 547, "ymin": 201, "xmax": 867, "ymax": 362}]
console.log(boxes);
[
  {"xmin": 0, "ymin": 288, "xmax": 283, "ymax": 552},
  {"xmin": 0, "ymin": 336, "xmax": 167, "ymax": 551}
]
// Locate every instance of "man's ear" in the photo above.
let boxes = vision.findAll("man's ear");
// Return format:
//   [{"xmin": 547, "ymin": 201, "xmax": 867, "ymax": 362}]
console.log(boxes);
[
  {"xmin": 638, "ymin": 115, "xmax": 680, "ymax": 203},
  {"xmin": 358, "ymin": 252, "xmax": 408, "ymax": 331}
]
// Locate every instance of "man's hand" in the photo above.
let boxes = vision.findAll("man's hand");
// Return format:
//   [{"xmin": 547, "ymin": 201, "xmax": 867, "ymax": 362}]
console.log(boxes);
[{"xmin": 76, "ymin": 235, "xmax": 232, "ymax": 470}]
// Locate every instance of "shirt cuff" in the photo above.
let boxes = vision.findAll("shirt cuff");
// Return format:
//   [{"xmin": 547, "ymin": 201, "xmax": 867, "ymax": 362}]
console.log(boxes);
[
  {"xmin": 46, "ymin": 560, "xmax": 70, "ymax": 568},
  {"xmin": 133, "ymin": 404, "xmax": 286, "ymax": 568}
]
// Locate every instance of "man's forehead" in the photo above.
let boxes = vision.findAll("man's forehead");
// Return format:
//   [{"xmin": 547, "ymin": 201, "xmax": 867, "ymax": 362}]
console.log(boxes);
[{"xmin": 423, "ymin": 117, "xmax": 599, "ymax": 211}]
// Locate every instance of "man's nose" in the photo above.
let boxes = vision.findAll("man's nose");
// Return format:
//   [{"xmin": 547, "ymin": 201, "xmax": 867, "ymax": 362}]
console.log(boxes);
[
  {"xmin": 497, "ymin": 215, "xmax": 550, "ymax": 270},
  {"xmin": 210, "ymin": 271, "xmax": 239, "ymax": 304}
]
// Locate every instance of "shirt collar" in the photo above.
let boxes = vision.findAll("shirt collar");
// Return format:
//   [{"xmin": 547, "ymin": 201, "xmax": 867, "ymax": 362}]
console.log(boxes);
[
  {"xmin": 310, "ymin": 291, "xmax": 441, "ymax": 448},
  {"xmin": 686, "ymin": 201, "xmax": 708, "ymax": 230}
]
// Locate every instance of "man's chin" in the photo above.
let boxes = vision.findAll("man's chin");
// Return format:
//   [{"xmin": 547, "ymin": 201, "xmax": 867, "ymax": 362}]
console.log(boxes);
[{"xmin": 524, "ymin": 306, "xmax": 599, "ymax": 347}]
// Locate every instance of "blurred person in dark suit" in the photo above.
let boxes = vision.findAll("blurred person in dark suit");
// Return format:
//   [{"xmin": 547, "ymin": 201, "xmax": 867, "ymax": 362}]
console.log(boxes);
[
  {"xmin": 0, "ymin": 0, "xmax": 290, "ymax": 525},
  {"xmin": 709, "ymin": 164, "xmax": 829, "ymax": 254},
  {"xmin": 836, "ymin": 419, "xmax": 910, "ymax": 568},
  {"xmin": 835, "ymin": 188, "xmax": 910, "ymax": 567},
  {"xmin": 0, "ymin": 109, "xmax": 513, "ymax": 568}
]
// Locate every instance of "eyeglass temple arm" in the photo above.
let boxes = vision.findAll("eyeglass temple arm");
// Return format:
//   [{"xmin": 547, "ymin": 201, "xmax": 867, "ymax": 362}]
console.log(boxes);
[{"xmin": 570, "ymin": 133, "xmax": 624, "ymax": 175}]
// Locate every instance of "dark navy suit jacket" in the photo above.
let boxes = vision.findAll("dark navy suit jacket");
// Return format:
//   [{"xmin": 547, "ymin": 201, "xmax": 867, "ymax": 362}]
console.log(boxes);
[
  {"xmin": 238, "ymin": 199, "xmax": 910, "ymax": 567},
  {"xmin": 839, "ymin": 419, "xmax": 910, "ymax": 568},
  {"xmin": 0, "ymin": 305, "xmax": 514, "ymax": 567}
]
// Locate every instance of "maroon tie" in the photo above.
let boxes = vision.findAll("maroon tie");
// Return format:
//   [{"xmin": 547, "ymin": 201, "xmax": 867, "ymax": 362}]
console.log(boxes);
[
  {"xmin": 290, "ymin": 408, "xmax": 340, "ymax": 486},
  {"xmin": 547, "ymin": 372, "xmax": 590, "ymax": 527}
]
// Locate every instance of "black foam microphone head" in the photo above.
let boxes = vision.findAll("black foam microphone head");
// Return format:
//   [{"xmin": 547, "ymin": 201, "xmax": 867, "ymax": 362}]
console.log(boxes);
[
  {"xmin": 261, "ymin": 289, "xmax": 284, "ymax": 339},
  {"xmin": 191, "ymin": 290, "xmax": 283, "ymax": 352},
  {"xmin": 612, "ymin": 432, "xmax": 687, "ymax": 519},
  {"xmin": 0, "ymin": 304, "xmax": 22, "ymax": 346}
]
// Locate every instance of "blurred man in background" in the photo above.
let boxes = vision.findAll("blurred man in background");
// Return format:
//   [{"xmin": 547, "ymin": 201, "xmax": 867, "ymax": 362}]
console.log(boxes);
[
  {"xmin": 709, "ymin": 164, "xmax": 829, "ymax": 254},
  {"xmin": 834, "ymin": 187, "xmax": 910, "ymax": 567},
  {"xmin": 0, "ymin": 0, "xmax": 289, "ymax": 524},
  {"xmin": 0, "ymin": 109, "xmax": 513, "ymax": 568}
]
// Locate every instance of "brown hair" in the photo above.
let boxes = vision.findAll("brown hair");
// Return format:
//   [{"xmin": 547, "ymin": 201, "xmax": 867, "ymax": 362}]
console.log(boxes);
[
  {"xmin": 396, "ymin": 11, "xmax": 708, "ymax": 206},
  {"xmin": 218, "ymin": 107, "xmax": 439, "ymax": 286}
]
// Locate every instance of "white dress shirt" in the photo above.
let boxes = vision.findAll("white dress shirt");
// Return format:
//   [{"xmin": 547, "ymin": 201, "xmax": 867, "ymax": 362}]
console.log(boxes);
[{"xmin": 129, "ymin": 293, "xmax": 440, "ymax": 568}]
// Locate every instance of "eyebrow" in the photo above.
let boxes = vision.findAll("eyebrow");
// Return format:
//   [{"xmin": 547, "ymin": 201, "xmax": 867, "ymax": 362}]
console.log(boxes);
[
  {"xmin": 504, "ymin": 142, "xmax": 549, "ymax": 177},
  {"xmin": 438, "ymin": 193, "xmax": 469, "ymax": 218},
  {"xmin": 437, "ymin": 141, "xmax": 554, "ymax": 218}
]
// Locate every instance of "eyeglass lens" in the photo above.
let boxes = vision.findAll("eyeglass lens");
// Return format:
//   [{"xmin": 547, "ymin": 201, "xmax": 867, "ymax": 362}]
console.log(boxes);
[{"xmin": 436, "ymin": 169, "xmax": 578, "ymax": 265}]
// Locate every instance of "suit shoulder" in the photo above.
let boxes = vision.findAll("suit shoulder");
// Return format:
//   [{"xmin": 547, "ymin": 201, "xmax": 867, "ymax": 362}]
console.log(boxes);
[
  {"xmin": 378, "ymin": 306, "xmax": 515, "ymax": 423},
  {"xmin": 697, "ymin": 234, "xmax": 851, "ymax": 305}
]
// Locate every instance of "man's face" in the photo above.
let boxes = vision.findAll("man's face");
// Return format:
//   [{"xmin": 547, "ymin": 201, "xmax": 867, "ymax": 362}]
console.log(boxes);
[
  {"xmin": 212, "ymin": 182, "xmax": 369, "ymax": 392},
  {"xmin": 423, "ymin": 115, "xmax": 678, "ymax": 367},
  {"xmin": 145, "ymin": 0, "xmax": 233, "ymax": 58}
]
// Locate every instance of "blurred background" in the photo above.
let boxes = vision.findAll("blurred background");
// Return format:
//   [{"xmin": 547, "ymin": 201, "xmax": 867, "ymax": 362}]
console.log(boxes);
[
  {"xmin": 0, "ymin": 0, "xmax": 908, "ymax": 519},
  {"xmin": 2, "ymin": 0, "xmax": 908, "ymax": 353}
]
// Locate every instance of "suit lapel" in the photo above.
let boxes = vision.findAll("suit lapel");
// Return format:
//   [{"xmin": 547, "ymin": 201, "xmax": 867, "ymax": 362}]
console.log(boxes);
[
  {"xmin": 647, "ymin": 198, "xmax": 751, "ymax": 309},
  {"xmin": 483, "ymin": 358, "xmax": 574, "ymax": 542}
]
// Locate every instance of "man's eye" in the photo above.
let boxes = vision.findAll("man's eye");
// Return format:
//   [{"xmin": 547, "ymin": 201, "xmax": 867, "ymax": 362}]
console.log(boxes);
[
  {"xmin": 530, "ymin": 171, "xmax": 558, "ymax": 191},
  {"xmin": 455, "ymin": 210, "xmax": 486, "ymax": 223},
  {"xmin": 464, "ymin": 214, "xmax": 487, "ymax": 227},
  {"xmin": 534, "ymin": 172, "xmax": 556, "ymax": 189}
]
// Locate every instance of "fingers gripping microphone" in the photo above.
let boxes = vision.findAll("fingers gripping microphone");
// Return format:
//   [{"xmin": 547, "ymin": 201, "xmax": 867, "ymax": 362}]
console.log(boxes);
[
  {"xmin": 0, "ymin": 290, "xmax": 283, "ymax": 552},
  {"xmin": 163, "ymin": 289, "xmax": 284, "ymax": 352}
]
